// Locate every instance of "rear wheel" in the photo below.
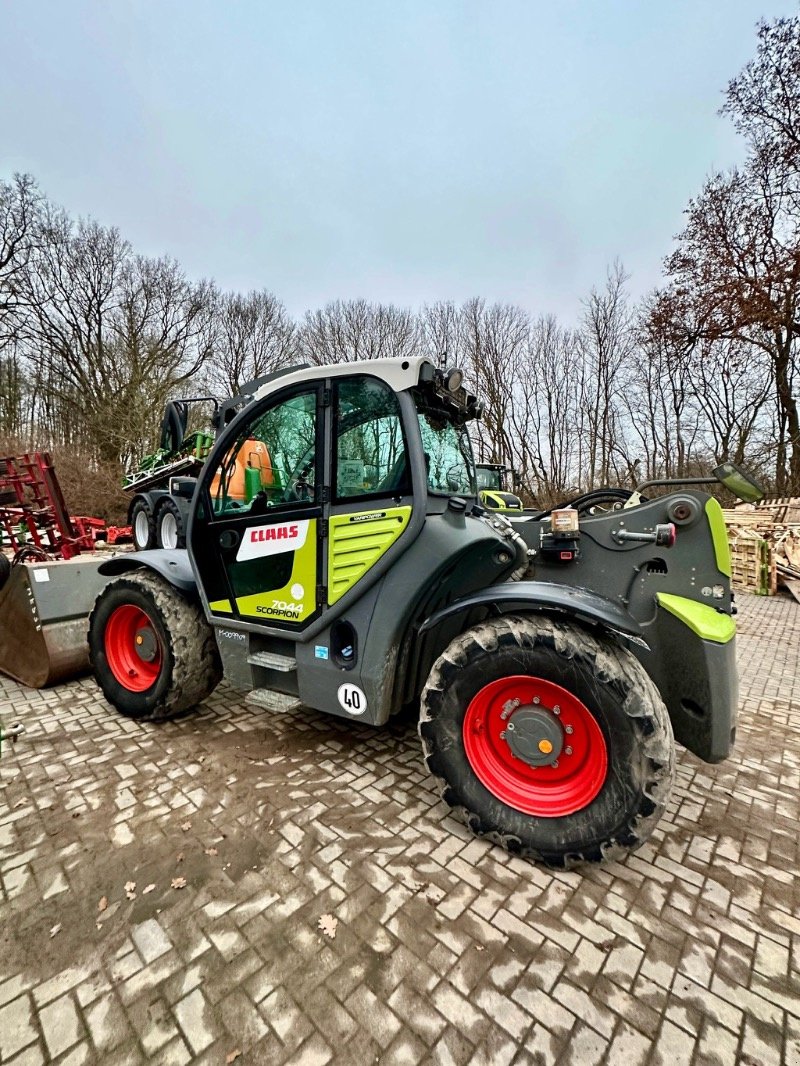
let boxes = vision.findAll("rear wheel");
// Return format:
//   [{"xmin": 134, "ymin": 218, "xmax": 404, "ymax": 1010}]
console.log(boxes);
[
  {"xmin": 419, "ymin": 615, "xmax": 674, "ymax": 867},
  {"xmin": 131, "ymin": 499, "xmax": 155, "ymax": 551},
  {"xmin": 156, "ymin": 499, "xmax": 185, "ymax": 549},
  {"xmin": 88, "ymin": 570, "xmax": 221, "ymax": 721}
]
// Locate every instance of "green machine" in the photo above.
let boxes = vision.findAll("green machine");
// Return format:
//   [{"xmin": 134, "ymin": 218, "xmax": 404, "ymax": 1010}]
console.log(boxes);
[
  {"xmin": 476, "ymin": 463, "xmax": 525, "ymax": 512},
  {"xmin": 88, "ymin": 358, "xmax": 758, "ymax": 868}
]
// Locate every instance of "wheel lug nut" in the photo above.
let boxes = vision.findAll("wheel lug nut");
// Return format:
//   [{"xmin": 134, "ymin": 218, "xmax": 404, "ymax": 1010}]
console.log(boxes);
[
  {"xmin": 565, "ymin": 725, "xmax": 573, "ymax": 734},
  {"xmin": 565, "ymin": 746, "xmax": 573, "ymax": 755},
  {"xmin": 500, "ymin": 698, "xmax": 520, "ymax": 720},
  {"xmin": 500, "ymin": 730, "xmax": 507, "ymax": 739},
  {"xmin": 552, "ymin": 759, "xmax": 559, "ymax": 768},
  {"xmin": 533, "ymin": 696, "xmax": 540, "ymax": 705},
  {"xmin": 552, "ymin": 705, "xmax": 561, "ymax": 716}
]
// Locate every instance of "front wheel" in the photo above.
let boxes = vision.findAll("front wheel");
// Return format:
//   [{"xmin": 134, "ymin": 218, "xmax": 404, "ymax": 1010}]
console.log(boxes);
[
  {"xmin": 88, "ymin": 570, "xmax": 221, "ymax": 721},
  {"xmin": 419, "ymin": 615, "xmax": 674, "ymax": 867}
]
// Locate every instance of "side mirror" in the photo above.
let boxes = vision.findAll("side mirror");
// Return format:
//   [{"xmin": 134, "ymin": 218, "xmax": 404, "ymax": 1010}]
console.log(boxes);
[
  {"xmin": 713, "ymin": 463, "xmax": 765, "ymax": 503},
  {"xmin": 169, "ymin": 477, "xmax": 197, "ymax": 500}
]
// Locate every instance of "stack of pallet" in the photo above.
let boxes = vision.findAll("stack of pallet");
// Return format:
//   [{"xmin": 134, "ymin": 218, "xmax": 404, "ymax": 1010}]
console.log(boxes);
[{"xmin": 722, "ymin": 500, "xmax": 800, "ymax": 601}]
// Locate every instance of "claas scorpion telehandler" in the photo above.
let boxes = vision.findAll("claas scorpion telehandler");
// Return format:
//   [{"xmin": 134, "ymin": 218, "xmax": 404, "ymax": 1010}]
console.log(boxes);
[{"xmin": 87, "ymin": 358, "xmax": 759, "ymax": 867}]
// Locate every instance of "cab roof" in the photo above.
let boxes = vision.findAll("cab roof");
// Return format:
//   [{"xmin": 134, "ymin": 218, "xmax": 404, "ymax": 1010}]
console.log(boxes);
[{"xmin": 252, "ymin": 357, "xmax": 436, "ymax": 402}]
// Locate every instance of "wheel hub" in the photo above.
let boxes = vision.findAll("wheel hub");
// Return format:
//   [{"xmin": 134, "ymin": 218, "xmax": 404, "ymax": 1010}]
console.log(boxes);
[
  {"xmin": 134, "ymin": 626, "xmax": 158, "ymax": 663},
  {"xmin": 504, "ymin": 706, "xmax": 563, "ymax": 766}
]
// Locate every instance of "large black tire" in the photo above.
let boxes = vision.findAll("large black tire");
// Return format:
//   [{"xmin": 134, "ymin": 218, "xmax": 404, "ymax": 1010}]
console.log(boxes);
[
  {"xmin": 131, "ymin": 499, "xmax": 156, "ymax": 551},
  {"xmin": 155, "ymin": 498, "xmax": 185, "ymax": 549},
  {"xmin": 419, "ymin": 615, "xmax": 675, "ymax": 867},
  {"xmin": 88, "ymin": 570, "xmax": 221, "ymax": 721}
]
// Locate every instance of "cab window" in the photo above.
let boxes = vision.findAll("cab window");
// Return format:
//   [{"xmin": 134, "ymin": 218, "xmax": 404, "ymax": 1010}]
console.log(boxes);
[
  {"xmin": 414, "ymin": 402, "xmax": 477, "ymax": 496},
  {"xmin": 209, "ymin": 389, "xmax": 318, "ymax": 516},
  {"xmin": 335, "ymin": 377, "xmax": 410, "ymax": 500}
]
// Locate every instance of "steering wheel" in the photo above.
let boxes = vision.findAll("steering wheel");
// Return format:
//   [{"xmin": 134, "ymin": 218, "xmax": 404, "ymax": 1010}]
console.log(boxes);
[{"xmin": 445, "ymin": 464, "xmax": 464, "ymax": 492}]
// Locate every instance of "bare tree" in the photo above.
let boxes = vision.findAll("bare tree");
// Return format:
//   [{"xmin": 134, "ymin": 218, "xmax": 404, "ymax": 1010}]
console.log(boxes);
[
  {"xmin": 662, "ymin": 160, "xmax": 800, "ymax": 490},
  {"xmin": 462, "ymin": 298, "xmax": 528, "ymax": 470},
  {"xmin": 723, "ymin": 15, "xmax": 800, "ymax": 184},
  {"xmin": 206, "ymin": 289, "xmax": 296, "ymax": 396},
  {"xmin": 298, "ymin": 299, "xmax": 418, "ymax": 364},
  {"xmin": 17, "ymin": 209, "xmax": 214, "ymax": 462},
  {"xmin": 578, "ymin": 262, "xmax": 636, "ymax": 485},
  {"xmin": 418, "ymin": 301, "xmax": 467, "ymax": 368},
  {"xmin": 0, "ymin": 173, "xmax": 41, "ymax": 329}
]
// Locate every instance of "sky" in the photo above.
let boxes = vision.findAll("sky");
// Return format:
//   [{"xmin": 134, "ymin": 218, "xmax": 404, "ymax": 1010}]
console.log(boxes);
[{"xmin": 2, "ymin": 1, "xmax": 798, "ymax": 324}]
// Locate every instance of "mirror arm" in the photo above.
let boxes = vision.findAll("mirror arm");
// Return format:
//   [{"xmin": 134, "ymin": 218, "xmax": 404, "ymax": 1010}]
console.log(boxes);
[{"xmin": 635, "ymin": 476, "xmax": 717, "ymax": 493}]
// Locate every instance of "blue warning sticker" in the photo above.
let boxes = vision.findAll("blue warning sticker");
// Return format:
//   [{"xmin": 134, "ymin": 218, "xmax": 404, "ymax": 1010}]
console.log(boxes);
[{"xmin": 315, "ymin": 646, "xmax": 329, "ymax": 660}]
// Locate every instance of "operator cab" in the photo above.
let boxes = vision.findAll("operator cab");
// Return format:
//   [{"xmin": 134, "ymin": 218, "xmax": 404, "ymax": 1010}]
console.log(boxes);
[{"xmin": 188, "ymin": 359, "xmax": 484, "ymax": 633}]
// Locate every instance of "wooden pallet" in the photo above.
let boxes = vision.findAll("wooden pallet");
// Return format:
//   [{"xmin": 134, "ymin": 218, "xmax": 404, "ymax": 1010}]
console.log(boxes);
[
  {"xmin": 754, "ymin": 496, "xmax": 800, "ymax": 523},
  {"xmin": 728, "ymin": 534, "xmax": 777, "ymax": 595}
]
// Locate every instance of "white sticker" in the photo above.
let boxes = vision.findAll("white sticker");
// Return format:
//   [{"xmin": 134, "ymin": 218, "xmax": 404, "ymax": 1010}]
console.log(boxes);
[
  {"xmin": 338, "ymin": 683, "xmax": 367, "ymax": 716},
  {"xmin": 236, "ymin": 519, "xmax": 309, "ymax": 562},
  {"xmin": 339, "ymin": 459, "xmax": 365, "ymax": 490},
  {"xmin": 291, "ymin": 583, "xmax": 305, "ymax": 600},
  {"xmin": 33, "ymin": 569, "xmax": 50, "ymax": 583}
]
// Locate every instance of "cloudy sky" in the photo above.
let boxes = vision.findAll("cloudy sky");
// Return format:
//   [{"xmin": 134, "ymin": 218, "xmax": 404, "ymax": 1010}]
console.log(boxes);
[{"xmin": 2, "ymin": 1, "xmax": 796, "ymax": 321}]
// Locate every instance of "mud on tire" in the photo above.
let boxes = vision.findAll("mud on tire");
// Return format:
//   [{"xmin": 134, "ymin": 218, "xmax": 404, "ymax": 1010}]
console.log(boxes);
[
  {"xmin": 419, "ymin": 615, "xmax": 675, "ymax": 867},
  {"xmin": 89, "ymin": 570, "xmax": 222, "ymax": 721}
]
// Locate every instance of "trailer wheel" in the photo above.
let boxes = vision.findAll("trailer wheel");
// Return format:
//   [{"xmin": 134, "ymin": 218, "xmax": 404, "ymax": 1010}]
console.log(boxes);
[
  {"xmin": 131, "ymin": 499, "xmax": 156, "ymax": 551},
  {"xmin": 156, "ymin": 499, "xmax": 185, "ymax": 549},
  {"xmin": 88, "ymin": 570, "xmax": 221, "ymax": 721},
  {"xmin": 419, "ymin": 615, "xmax": 674, "ymax": 867}
]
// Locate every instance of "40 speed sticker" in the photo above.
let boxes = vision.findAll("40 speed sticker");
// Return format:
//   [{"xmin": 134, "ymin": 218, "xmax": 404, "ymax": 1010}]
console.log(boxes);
[{"xmin": 338, "ymin": 683, "xmax": 367, "ymax": 716}]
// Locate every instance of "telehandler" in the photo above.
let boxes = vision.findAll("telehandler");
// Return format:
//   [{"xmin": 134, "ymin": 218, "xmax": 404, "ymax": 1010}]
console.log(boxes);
[
  {"xmin": 88, "ymin": 357, "xmax": 756, "ymax": 867},
  {"xmin": 475, "ymin": 463, "xmax": 525, "ymax": 513}
]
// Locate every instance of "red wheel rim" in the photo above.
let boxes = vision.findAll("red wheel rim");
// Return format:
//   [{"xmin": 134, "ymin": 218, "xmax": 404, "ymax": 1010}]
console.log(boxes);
[
  {"xmin": 104, "ymin": 604, "xmax": 162, "ymax": 692},
  {"xmin": 462, "ymin": 675, "xmax": 608, "ymax": 817}
]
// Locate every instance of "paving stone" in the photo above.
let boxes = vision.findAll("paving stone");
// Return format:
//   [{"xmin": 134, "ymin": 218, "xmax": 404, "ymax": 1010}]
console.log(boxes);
[
  {"xmin": 6, "ymin": 1044, "xmax": 45, "ymax": 1066},
  {"xmin": 650, "ymin": 1018, "xmax": 696, "ymax": 1066},
  {"xmin": 0, "ymin": 994, "xmax": 38, "ymax": 1060},
  {"xmin": 39, "ymin": 993, "xmax": 83, "ymax": 1059},
  {"xmin": 0, "ymin": 594, "xmax": 799, "ymax": 1064},
  {"xmin": 130, "ymin": 919, "xmax": 172, "ymax": 965},
  {"xmin": 171, "ymin": 988, "xmax": 217, "ymax": 1056},
  {"xmin": 84, "ymin": 993, "xmax": 131, "ymax": 1054}
]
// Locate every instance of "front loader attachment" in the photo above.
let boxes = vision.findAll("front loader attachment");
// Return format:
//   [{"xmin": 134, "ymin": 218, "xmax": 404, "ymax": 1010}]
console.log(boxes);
[{"xmin": 0, "ymin": 556, "xmax": 113, "ymax": 688}]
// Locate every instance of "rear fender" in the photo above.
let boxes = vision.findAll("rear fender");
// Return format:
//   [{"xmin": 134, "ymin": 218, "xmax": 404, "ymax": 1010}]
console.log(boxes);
[{"xmin": 98, "ymin": 549, "xmax": 197, "ymax": 596}]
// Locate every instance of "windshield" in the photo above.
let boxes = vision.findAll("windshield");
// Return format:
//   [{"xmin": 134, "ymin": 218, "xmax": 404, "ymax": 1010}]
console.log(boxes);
[
  {"xmin": 413, "ymin": 396, "xmax": 477, "ymax": 496},
  {"xmin": 476, "ymin": 466, "xmax": 502, "ymax": 491}
]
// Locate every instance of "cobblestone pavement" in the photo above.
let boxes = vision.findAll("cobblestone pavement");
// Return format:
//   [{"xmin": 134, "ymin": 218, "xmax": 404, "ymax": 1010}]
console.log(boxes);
[{"xmin": 0, "ymin": 593, "xmax": 799, "ymax": 1065}]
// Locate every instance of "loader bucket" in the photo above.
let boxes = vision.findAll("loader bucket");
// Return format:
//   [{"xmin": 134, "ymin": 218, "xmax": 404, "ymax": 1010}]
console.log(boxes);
[{"xmin": 0, "ymin": 556, "xmax": 114, "ymax": 688}]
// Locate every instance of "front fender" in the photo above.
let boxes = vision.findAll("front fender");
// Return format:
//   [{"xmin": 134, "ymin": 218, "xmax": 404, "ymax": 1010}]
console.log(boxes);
[
  {"xmin": 419, "ymin": 581, "xmax": 644, "ymax": 641},
  {"xmin": 98, "ymin": 549, "xmax": 197, "ymax": 595}
]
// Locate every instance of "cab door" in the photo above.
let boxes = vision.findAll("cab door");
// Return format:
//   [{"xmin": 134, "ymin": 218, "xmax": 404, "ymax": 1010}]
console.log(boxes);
[
  {"xmin": 326, "ymin": 375, "xmax": 414, "ymax": 605},
  {"xmin": 191, "ymin": 384, "xmax": 324, "ymax": 628}
]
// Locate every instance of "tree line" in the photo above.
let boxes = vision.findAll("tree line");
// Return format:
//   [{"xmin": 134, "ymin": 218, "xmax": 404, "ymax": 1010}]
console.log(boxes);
[{"xmin": 1, "ymin": 14, "xmax": 799, "ymax": 509}]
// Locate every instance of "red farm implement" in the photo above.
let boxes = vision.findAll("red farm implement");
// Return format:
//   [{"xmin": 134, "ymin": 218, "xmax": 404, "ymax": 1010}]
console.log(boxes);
[
  {"xmin": 0, "ymin": 453, "xmax": 130, "ymax": 688},
  {"xmin": 0, "ymin": 452, "xmax": 96, "ymax": 560}
]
